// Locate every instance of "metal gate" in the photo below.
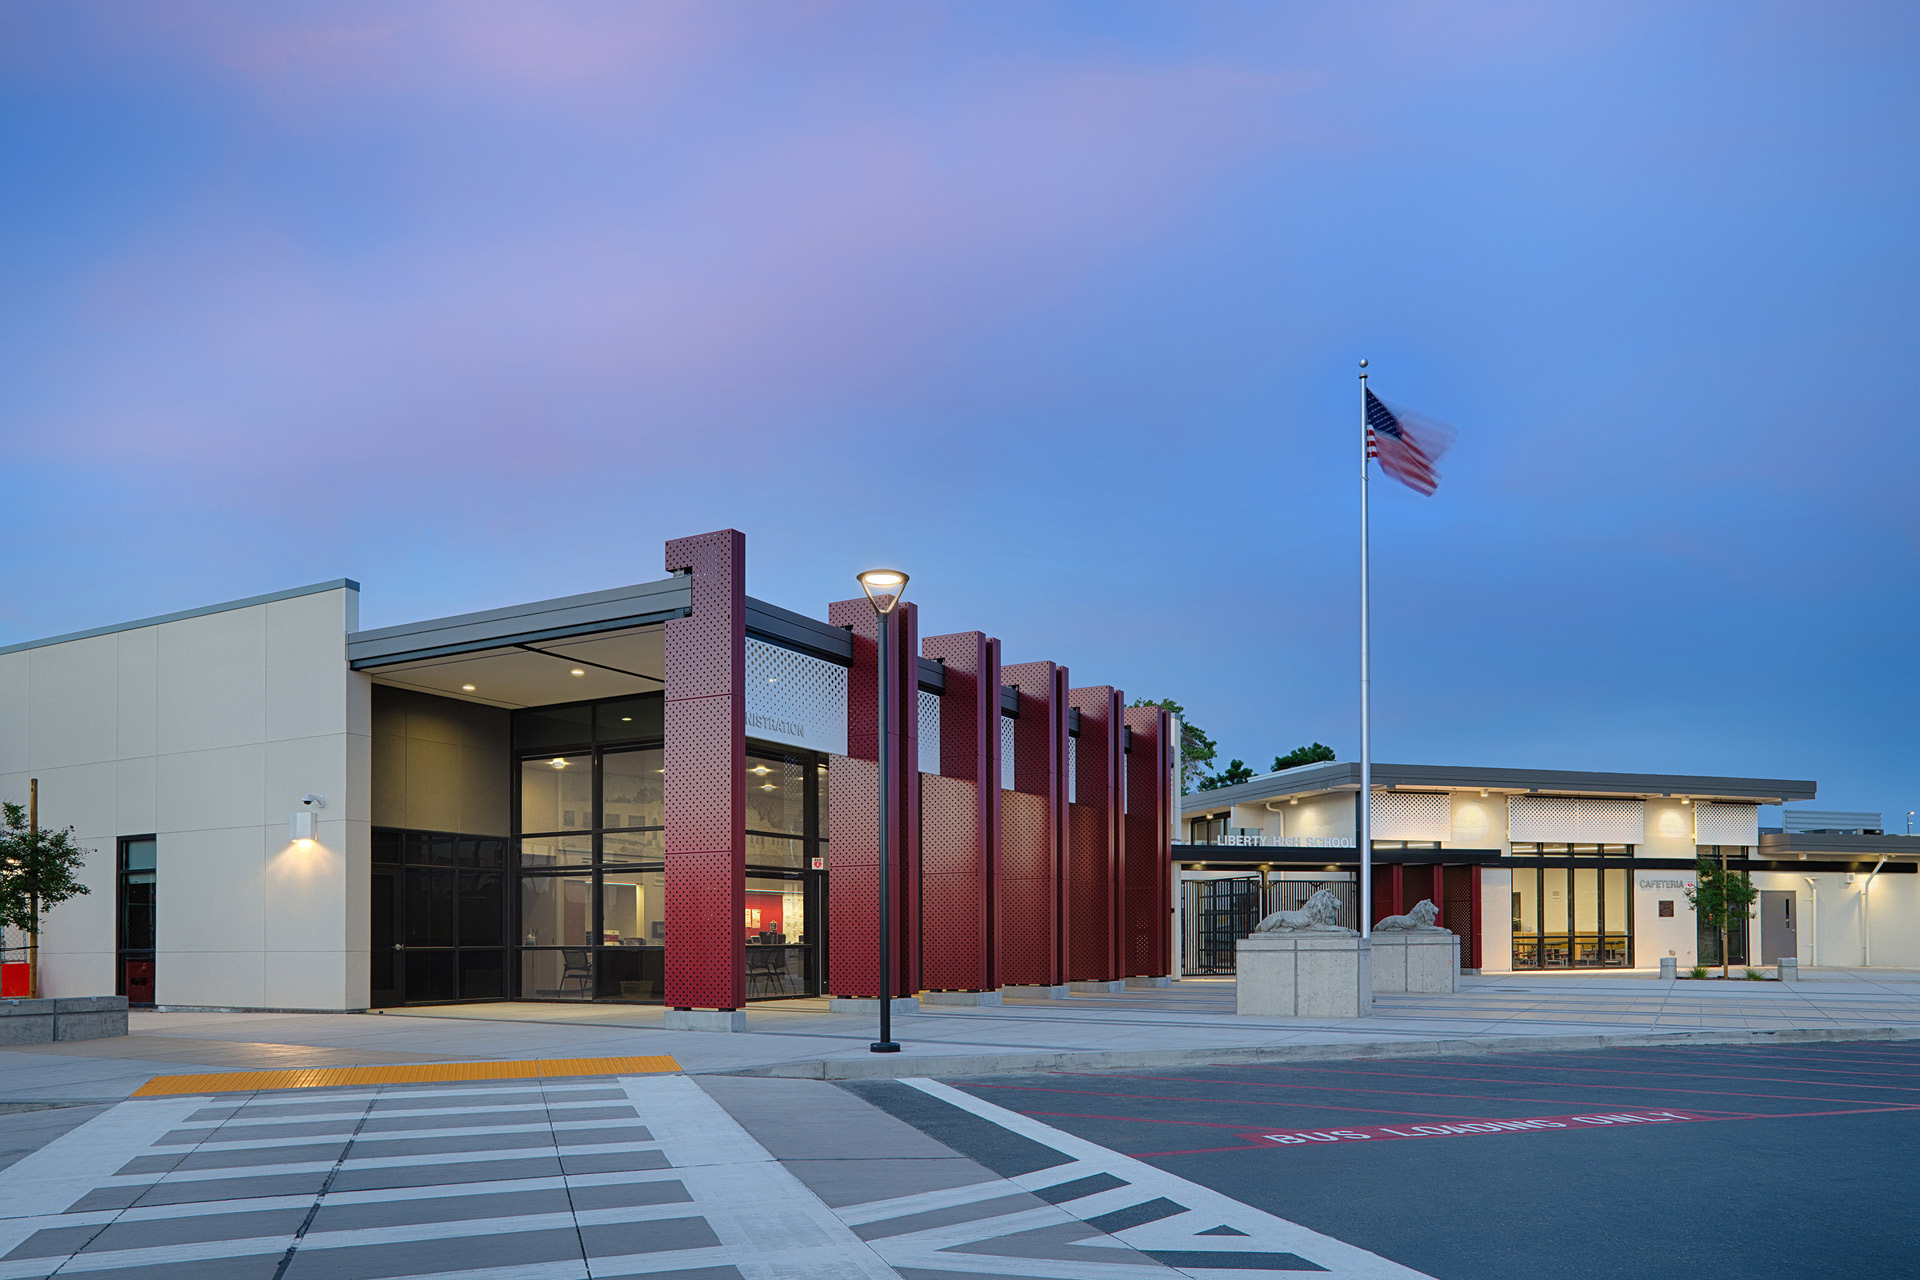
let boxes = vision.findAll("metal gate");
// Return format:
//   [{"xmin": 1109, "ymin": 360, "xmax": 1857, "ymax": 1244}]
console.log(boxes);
[{"xmin": 1181, "ymin": 877, "xmax": 1359, "ymax": 974}]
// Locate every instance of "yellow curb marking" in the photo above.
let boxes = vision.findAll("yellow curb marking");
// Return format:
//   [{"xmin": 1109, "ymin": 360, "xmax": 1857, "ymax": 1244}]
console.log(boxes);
[{"xmin": 130, "ymin": 1055, "xmax": 681, "ymax": 1097}]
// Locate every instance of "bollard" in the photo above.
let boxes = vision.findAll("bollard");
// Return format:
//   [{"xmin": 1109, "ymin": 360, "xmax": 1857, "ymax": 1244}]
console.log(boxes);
[
  {"xmin": 1658, "ymin": 957, "xmax": 1676, "ymax": 981},
  {"xmin": 1778, "ymin": 957, "xmax": 1798, "ymax": 983}
]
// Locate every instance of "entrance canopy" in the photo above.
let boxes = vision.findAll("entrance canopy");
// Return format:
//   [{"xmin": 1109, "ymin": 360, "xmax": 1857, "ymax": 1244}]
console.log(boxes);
[{"xmin": 346, "ymin": 576, "xmax": 917, "ymax": 709}]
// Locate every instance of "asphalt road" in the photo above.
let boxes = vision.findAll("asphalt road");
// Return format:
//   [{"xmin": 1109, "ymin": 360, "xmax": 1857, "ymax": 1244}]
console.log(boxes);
[{"xmin": 854, "ymin": 1040, "xmax": 1920, "ymax": 1280}]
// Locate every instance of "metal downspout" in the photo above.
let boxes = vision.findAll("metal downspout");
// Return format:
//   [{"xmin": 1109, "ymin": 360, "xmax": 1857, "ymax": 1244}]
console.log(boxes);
[
  {"xmin": 1802, "ymin": 877, "xmax": 1817, "ymax": 968},
  {"xmin": 1861, "ymin": 857, "xmax": 1888, "ymax": 966}
]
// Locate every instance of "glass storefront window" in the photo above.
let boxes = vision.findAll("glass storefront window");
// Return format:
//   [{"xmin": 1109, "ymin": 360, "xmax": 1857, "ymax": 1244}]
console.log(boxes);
[
  {"xmin": 406, "ymin": 866, "xmax": 456, "ymax": 948},
  {"xmin": 520, "ymin": 835, "xmax": 593, "ymax": 868},
  {"xmin": 596, "ymin": 946, "xmax": 664, "ymax": 1002},
  {"xmin": 1541, "ymin": 867, "xmax": 1569, "ymax": 966},
  {"xmin": 746, "ymin": 834, "xmax": 805, "ymax": 869},
  {"xmin": 746, "ymin": 755, "xmax": 806, "ymax": 835},
  {"xmin": 817, "ymin": 760, "xmax": 829, "ymax": 833},
  {"xmin": 602, "ymin": 748, "xmax": 664, "ymax": 830},
  {"xmin": 601, "ymin": 870, "xmax": 664, "ymax": 947},
  {"xmin": 521, "ymin": 875, "xmax": 594, "ymax": 947},
  {"xmin": 504, "ymin": 699, "xmax": 826, "ymax": 1003},
  {"xmin": 745, "ymin": 875, "xmax": 806, "ymax": 944},
  {"xmin": 745, "ymin": 873, "xmax": 810, "ymax": 999},
  {"xmin": 1509, "ymin": 846, "xmax": 1634, "ymax": 969},
  {"xmin": 1603, "ymin": 866, "xmax": 1629, "ymax": 965},
  {"xmin": 603, "ymin": 830, "xmax": 664, "ymax": 865},
  {"xmin": 458, "ymin": 870, "xmax": 505, "ymax": 946},
  {"xmin": 1573, "ymin": 867, "xmax": 1600, "ymax": 966},
  {"xmin": 521, "ymin": 948, "xmax": 594, "ymax": 1000},
  {"xmin": 520, "ymin": 756, "xmax": 593, "ymax": 834}
]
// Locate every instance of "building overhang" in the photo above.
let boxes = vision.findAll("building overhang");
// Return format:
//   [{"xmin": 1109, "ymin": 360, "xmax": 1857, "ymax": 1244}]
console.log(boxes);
[
  {"xmin": 1180, "ymin": 762, "xmax": 1818, "ymax": 815},
  {"xmin": 1173, "ymin": 843, "xmax": 1504, "ymax": 869},
  {"xmin": 347, "ymin": 577, "xmax": 945, "ymax": 709}
]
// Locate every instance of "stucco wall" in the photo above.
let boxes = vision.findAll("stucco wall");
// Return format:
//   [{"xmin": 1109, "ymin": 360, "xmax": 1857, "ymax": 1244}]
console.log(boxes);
[
  {"xmin": 370, "ymin": 685, "xmax": 510, "ymax": 836},
  {"xmin": 0, "ymin": 585, "xmax": 369, "ymax": 1010},
  {"xmin": 1749, "ymin": 868, "xmax": 1920, "ymax": 969}
]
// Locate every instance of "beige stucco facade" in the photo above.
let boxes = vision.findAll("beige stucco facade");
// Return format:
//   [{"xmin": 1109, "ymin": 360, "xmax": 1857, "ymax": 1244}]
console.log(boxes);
[
  {"xmin": 0, "ymin": 583, "xmax": 371, "ymax": 1010},
  {"xmin": 1185, "ymin": 769, "xmax": 1916, "ymax": 976}
]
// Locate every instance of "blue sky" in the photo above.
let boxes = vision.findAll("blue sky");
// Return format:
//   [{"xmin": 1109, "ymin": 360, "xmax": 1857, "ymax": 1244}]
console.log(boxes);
[{"xmin": 3, "ymin": 2, "xmax": 1915, "ymax": 822}]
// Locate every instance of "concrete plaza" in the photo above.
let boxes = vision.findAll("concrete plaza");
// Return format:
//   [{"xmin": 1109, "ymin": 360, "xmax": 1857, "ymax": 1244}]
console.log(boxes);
[
  {"xmin": 3, "ymin": 971, "xmax": 1918, "ymax": 1280},
  {"xmin": 4, "ymin": 969, "xmax": 1919, "ymax": 1106}
]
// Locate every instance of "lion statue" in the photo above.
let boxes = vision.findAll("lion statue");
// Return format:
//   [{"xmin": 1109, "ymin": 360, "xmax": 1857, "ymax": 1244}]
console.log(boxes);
[
  {"xmin": 1252, "ymin": 888, "xmax": 1351, "ymax": 934},
  {"xmin": 1375, "ymin": 899, "xmax": 1444, "ymax": 932}
]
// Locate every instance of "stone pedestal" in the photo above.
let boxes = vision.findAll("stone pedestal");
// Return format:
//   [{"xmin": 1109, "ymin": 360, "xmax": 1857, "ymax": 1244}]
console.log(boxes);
[
  {"xmin": 1659, "ymin": 957, "xmax": 1677, "ymax": 981},
  {"xmin": 1235, "ymin": 933, "xmax": 1371, "ymax": 1018},
  {"xmin": 664, "ymin": 1009, "xmax": 745, "ymax": 1033},
  {"xmin": 0, "ymin": 996, "xmax": 127, "ymax": 1045},
  {"xmin": 1069, "ymin": 980, "xmax": 1127, "ymax": 994},
  {"xmin": 1003, "ymin": 984, "xmax": 1071, "ymax": 1000},
  {"xmin": 919, "ymin": 990, "xmax": 1003, "ymax": 1006},
  {"xmin": 1778, "ymin": 957, "xmax": 1799, "ymax": 982},
  {"xmin": 828, "ymin": 996, "xmax": 920, "ymax": 1016},
  {"xmin": 1370, "ymin": 931, "xmax": 1459, "ymax": 994}
]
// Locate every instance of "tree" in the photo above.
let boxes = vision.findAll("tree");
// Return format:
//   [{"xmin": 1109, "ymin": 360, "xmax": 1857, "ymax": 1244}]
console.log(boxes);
[
  {"xmin": 0, "ymin": 800, "xmax": 92, "ymax": 998},
  {"xmin": 1684, "ymin": 853, "xmax": 1756, "ymax": 979},
  {"xmin": 1273, "ymin": 743, "xmax": 1336, "ymax": 771},
  {"xmin": 1197, "ymin": 759, "xmax": 1254, "ymax": 791},
  {"xmin": 1129, "ymin": 698, "xmax": 1217, "ymax": 795}
]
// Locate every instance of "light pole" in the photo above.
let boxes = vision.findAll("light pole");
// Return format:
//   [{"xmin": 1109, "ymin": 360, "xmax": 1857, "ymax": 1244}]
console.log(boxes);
[{"xmin": 857, "ymin": 568, "xmax": 909, "ymax": 1054}]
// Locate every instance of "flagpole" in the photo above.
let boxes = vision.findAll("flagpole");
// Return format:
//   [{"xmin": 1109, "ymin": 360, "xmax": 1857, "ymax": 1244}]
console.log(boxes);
[{"xmin": 1357, "ymin": 359, "xmax": 1372, "ymax": 940}]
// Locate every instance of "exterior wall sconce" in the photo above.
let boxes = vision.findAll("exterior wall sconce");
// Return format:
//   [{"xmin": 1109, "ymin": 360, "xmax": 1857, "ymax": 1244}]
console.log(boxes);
[{"xmin": 290, "ymin": 794, "xmax": 325, "ymax": 846}]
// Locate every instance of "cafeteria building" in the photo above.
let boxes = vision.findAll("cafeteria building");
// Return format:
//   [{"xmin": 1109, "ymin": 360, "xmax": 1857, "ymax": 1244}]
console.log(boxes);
[
  {"xmin": 0, "ymin": 529, "xmax": 1176, "ymax": 1019},
  {"xmin": 1177, "ymin": 763, "xmax": 1920, "ymax": 975}
]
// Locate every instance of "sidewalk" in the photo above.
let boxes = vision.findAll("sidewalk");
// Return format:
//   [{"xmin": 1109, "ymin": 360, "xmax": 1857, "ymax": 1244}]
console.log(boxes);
[{"xmin": 4, "ymin": 971, "xmax": 1918, "ymax": 1105}]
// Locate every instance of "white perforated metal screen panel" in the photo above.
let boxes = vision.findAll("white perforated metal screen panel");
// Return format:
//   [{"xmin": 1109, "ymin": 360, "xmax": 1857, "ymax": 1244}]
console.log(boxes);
[
  {"xmin": 918, "ymin": 690, "xmax": 941, "ymax": 776},
  {"xmin": 1694, "ymin": 802, "xmax": 1758, "ymax": 846},
  {"xmin": 1067, "ymin": 735, "xmax": 1078, "ymax": 804},
  {"xmin": 744, "ymin": 638, "xmax": 849, "ymax": 756},
  {"xmin": 1372, "ymin": 791, "xmax": 1452, "ymax": 842},
  {"xmin": 1001, "ymin": 714, "xmax": 1016, "ymax": 790},
  {"xmin": 1508, "ymin": 796, "xmax": 1646, "ymax": 844}
]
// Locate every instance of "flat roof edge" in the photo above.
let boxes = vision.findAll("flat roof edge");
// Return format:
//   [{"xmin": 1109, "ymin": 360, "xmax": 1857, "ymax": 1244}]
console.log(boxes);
[
  {"xmin": 1180, "ymin": 762, "xmax": 1819, "ymax": 810},
  {"xmin": 0, "ymin": 580, "xmax": 360, "ymax": 658}
]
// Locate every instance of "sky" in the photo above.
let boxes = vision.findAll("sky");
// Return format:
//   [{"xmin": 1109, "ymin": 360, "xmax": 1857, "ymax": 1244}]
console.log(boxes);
[{"xmin": 2, "ymin": 2, "xmax": 1916, "ymax": 823}]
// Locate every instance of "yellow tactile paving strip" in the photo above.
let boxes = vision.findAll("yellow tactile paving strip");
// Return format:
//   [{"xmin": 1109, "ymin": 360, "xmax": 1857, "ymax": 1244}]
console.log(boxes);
[{"xmin": 130, "ymin": 1054, "xmax": 681, "ymax": 1097}]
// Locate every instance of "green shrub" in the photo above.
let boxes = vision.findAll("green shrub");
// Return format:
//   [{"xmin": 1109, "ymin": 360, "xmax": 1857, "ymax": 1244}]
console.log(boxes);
[
  {"xmin": 1688, "ymin": 964, "xmax": 1708, "ymax": 980},
  {"xmin": 1745, "ymin": 968, "xmax": 1769, "ymax": 980}
]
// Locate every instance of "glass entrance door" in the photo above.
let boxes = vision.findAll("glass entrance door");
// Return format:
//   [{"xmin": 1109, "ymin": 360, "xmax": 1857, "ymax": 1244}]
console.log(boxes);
[{"xmin": 1511, "ymin": 846, "xmax": 1632, "ymax": 969}]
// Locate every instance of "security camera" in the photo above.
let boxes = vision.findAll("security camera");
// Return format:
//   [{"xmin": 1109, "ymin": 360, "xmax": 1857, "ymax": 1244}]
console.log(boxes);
[{"xmin": 300, "ymin": 794, "xmax": 327, "ymax": 809}]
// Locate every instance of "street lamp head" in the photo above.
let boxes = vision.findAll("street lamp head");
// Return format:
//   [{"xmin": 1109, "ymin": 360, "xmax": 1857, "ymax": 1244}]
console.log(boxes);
[{"xmin": 857, "ymin": 568, "xmax": 910, "ymax": 616}]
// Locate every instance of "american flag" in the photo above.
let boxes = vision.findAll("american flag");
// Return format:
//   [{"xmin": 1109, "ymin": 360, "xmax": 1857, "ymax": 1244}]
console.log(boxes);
[{"xmin": 1365, "ymin": 388, "xmax": 1455, "ymax": 496}]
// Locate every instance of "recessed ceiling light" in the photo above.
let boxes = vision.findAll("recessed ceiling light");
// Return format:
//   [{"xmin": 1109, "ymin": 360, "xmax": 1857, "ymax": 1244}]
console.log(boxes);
[
  {"xmin": 570, "ymin": 668, "xmax": 586, "ymax": 677},
  {"xmin": 760, "ymin": 783, "xmax": 777, "ymax": 791},
  {"xmin": 461, "ymin": 684, "xmax": 476, "ymax": 691},
  {"xmin": 621, "ymin": 716, "xmax": 632, "ymax": 722},
  {"xmin": 749, "ymin": 765, "xmax": 771, "ymax": 776},
  {"xmin": 550, "ymin": 758, "xmax": 569, "ymax": 769}
]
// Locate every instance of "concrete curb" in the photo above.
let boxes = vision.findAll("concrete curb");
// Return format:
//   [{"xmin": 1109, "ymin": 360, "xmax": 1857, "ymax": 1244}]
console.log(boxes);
[{"xmin": 706, "ymin": 1023, "xmax": 1920, "ymax": 1081}]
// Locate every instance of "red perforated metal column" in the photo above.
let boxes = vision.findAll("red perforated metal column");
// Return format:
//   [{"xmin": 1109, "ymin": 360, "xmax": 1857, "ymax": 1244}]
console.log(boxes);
[
  {"xmin": 661, "ymin": 529, "xmax": 745, "ymax": 1010},
  {"xmin": 1122, "ymin": 705, "xmax": 1172, "ymax": 976},
  {"xmin": 920, "ymin": 631, "xmax": 1000, "ymax": 992},
  {"xmin": 827, "ymin": 598, "xmax": 920, "ymax": 998},
  {"xmin": 999, "ymin": 661, "xmax": 1066, "ymax": 986},
  {"xmin": 1065, "ymin": 686, "xmax": 1122, "ymax": 982}
]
